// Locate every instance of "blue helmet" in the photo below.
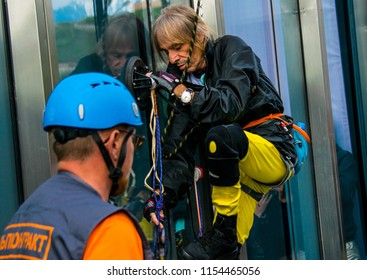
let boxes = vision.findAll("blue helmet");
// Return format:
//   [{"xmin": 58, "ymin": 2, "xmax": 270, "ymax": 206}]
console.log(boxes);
[{"xmin": 43, "ymin": 72, "xmax": 142, "ymax": 131}]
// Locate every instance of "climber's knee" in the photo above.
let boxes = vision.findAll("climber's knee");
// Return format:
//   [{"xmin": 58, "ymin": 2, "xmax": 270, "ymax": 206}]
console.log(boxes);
[{"xmin": 205, "ymin": 124, "xmax": 248, "ymax": 186}]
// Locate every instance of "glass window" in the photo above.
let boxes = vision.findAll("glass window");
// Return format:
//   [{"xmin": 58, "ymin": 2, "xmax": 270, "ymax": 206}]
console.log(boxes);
[
  {"xmin": 0, "ymin": 3, "xmax": 21, "ymax": 232},
  {"xmin": 323, "ymin": 0, "xmax": 366, "ymax": 259},
  {"xmin": 51, "ymin": 0, "xmax": 156, "ymax": 247},
  {"xmin": 351, "ymin": 0, "xmax": 367, "ymax": 259},
  {"xmin": 52, "ymin": 0, "xmax": 96, "ymax": 79},
  {"xmin": 222, "ymin": 0, "xmax": 319, "ymax": 260}
]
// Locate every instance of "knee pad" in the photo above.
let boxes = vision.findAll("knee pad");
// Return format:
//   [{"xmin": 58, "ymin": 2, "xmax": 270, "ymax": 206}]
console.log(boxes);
[{"xmin": 205, "ymin": 124, "xmax": 249, "ymax": 186}]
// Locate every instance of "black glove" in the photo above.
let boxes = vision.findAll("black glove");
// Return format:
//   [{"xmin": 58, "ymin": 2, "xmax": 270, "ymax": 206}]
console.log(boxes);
[
  {"xmin": 150, "ymin": 71, "xmax": 180, "ymax": 94},
  {"xmin": 143, "ymin": 197, "xmax": 159, "ymax": 223},
  {"xmin": 143, "ymin": 189, "xmax": 178, "ymax": 223}
]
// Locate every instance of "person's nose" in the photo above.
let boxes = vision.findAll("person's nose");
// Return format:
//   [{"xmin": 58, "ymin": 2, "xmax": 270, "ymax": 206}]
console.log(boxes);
[
  {"xmin": 116, "ymin": 57, "xmax": 127, "ymax": 68},
  {"xmin": 168, "ymin": 50, "xmax": 179, "ymax": 64}
]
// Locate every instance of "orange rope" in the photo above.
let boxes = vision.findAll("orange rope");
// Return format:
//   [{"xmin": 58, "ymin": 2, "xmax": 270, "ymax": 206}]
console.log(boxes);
[{"xmin": 243, "ymin": 113, "xmax": 311, "ymax": 143}]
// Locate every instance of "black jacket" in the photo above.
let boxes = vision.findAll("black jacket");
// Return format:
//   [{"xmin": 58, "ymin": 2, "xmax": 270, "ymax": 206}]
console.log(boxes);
[
  {"xmin": 71, "ymin": 53, "xmax": 110, "ymax": 76},
  {"xmin": 160, "ymin": 35, "xmax": 293, "ymax": 206}
]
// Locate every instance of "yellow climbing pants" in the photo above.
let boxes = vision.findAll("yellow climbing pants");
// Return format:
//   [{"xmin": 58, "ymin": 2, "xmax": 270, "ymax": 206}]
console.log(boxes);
[{"xmin": 212, "ymin": 131, "xmax": 287, "ymax": 245}]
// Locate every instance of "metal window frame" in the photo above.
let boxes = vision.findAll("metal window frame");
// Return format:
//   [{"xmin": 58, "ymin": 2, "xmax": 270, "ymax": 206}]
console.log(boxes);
[
  {"xmin": 298, "ymin": 0, "xmax": 345, "ymax": 259},
  {"xmin": 5, "ymin": 0, "xmax": 59, "ymax": 198}
]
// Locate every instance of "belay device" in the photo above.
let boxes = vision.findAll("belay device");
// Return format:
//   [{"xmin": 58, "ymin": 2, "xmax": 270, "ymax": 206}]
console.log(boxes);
[
  {"xmin": 121, "ymin": 56, "xmax": 152, "ymax": 109},
  {"xmin": 122, "ymin": 56, "xmax": 181, "ymax": 110}
]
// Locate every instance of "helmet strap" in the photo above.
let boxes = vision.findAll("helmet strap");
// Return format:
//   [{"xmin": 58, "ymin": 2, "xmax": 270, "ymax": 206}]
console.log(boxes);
[{"xmin": 92, "ymin": 129, "xmax": 132, "ymax": 196}]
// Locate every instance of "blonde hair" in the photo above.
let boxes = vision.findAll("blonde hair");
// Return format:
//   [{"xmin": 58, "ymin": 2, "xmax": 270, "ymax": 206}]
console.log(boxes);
[{"xmin": 152, "ymin": 4, "xmax": 215, "ymax": 62}]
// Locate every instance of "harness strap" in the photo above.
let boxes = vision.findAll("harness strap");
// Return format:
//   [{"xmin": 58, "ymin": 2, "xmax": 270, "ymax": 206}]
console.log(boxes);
[
  {"xmin": 292, "ymin": 123, "xmax": 311, "ymax": 143},
  {"xmin": 243, "ymin": 113, "xmax": 311, "ymax": 143},
  {"xmin": 240, "ymin": 183, "xmax": 263, "ymax": 202},
  {"xmin": 243, "ymin": 113, "xmax": 285, "ymax": 129}
]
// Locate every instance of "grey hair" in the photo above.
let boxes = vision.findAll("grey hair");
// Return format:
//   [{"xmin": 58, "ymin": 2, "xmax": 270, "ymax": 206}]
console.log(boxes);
[
  {"xmin": 152, "ymin": 4, "xmax": 216, "ymax": 62},
  {"xmin": 96, "ymin": 13, "xmax": 144, "ymax": 71}
]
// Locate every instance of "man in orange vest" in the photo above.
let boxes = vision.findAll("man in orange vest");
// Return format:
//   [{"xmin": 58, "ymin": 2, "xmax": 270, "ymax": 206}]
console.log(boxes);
[{"xmin": 0, "ymin": 73, "xmax": 152, "ymax": 260}]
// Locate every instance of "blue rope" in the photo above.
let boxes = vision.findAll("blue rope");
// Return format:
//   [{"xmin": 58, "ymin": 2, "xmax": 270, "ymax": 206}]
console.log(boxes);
[{"xmin": 152, "ymin": 113, "xmax": 166, "ymax": 259}]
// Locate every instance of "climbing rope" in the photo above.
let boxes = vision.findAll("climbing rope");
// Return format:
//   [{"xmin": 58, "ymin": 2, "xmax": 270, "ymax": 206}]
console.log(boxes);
[
  {"xmin": 144, "ymin": 89, "xmax": 167, "ymax": 259},
  {"xmin": 180, "ymin": 0, "xmax": 202, "ymax": 83},
  {"xmin": 162, "ymin": 0, "xmax": 203, "ymax": 159},
  {"xmin": 144, "ymin": 0, "xmax": 204, "ymax": 258}
]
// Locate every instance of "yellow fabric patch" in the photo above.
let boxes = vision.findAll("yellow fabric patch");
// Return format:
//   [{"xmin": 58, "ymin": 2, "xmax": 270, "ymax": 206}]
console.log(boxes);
[
  {"xmin": 240, "ymin": 131, "xmax": 286, "ymax": 184},
  {"xmin": 212, "ymin": 183, "xmax": 241, "ymax": 216},
  {"xmin": 209, "ymin": 140, "xmax": 217, "ymax": 153}
]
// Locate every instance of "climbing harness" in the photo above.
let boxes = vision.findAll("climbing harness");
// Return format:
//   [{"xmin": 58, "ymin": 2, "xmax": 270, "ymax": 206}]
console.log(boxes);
[{"xmin": 243, "ymin": 113, "xmax": 311, "ymax": 176}]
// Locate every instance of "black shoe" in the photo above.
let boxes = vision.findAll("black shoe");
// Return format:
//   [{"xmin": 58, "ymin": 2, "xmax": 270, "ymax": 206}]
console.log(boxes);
[{"xmin": 180, "ymin": 214, "xmax": 238, "ymax": 260}]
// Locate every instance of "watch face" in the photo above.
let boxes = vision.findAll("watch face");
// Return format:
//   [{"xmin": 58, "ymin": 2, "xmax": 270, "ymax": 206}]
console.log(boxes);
[{"xmin": 181, "ymin": 90, "xmax": 192, "ymax": 104}]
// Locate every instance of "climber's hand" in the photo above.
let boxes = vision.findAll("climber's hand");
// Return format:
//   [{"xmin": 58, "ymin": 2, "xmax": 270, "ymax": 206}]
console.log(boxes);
[{"xmin": 143, "ymin": 197, "xmax": 165, "ymax": 229}]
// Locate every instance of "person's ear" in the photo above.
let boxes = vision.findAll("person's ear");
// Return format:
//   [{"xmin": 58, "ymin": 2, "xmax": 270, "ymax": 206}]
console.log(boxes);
[
  {"xmin": 104, "ymin": 130, "xmax": 121, "ymax": 161},
  {"xmin": 113, "ymin": 130, "xmax": 124, "ymax": 161}
]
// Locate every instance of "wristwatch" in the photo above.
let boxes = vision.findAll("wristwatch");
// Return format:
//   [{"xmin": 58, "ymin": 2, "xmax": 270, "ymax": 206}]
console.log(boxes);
[{"xmin": 179, "ymin": 88, "xmax": 194, "ymax": 104}]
